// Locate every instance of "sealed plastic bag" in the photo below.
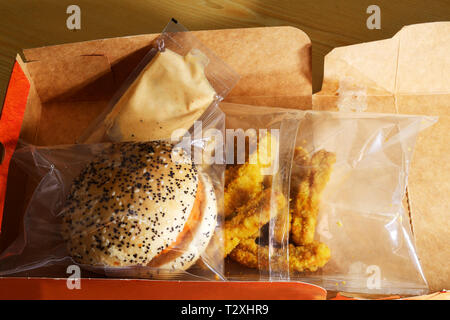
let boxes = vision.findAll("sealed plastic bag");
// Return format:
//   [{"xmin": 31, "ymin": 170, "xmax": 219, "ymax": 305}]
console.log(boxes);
[
  {"xmin": 0, "ymin": 105, "xmax": 226, "ymax": 281},
  {"xmin": 220, "ymin": 102, "xmax": 436, "ymax": 295},
  {"xmin": 78, "ymin": 19, "xmax": 239, "ymax": 144},
  {"xmin": 0, "ymin": 101, "xmax": 436, "ymax": 295},
  {"xmin": 220, "ymin": 104, "xmax": 300, "ymax": 281}
]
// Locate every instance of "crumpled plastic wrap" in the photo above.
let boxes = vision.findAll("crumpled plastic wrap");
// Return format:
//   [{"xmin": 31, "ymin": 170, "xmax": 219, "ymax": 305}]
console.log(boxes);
[{"xmin": 221, "ymin": 102, "xmax": 436, "ymax": 295}]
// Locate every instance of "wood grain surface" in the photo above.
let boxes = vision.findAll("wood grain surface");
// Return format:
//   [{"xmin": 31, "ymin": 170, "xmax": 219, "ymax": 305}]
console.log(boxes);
[{"xmin": 0, "ymin": 0, "xmax": 448, "ymax": 104}]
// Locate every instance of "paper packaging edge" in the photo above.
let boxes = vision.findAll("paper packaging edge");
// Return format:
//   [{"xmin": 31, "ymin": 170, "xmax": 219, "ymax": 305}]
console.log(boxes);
[
  {"xmin": 0, "ymin": 277, "xmax": 327, "ymax": 300},
  {"xmin": 0, "ymin": 56, "xmax": 32, "ymax": 234}
]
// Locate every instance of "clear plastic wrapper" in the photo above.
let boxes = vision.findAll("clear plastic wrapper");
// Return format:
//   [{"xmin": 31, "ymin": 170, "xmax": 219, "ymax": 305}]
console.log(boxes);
[
  {"xmin": 0, "ymin": 106, "xmax": 226, "ymax": 281},
  {"xmin": 0, "ymin": 19, "xmax": 238, "ymax": 280},
  {"xmin": 78, "ymin": 19, "xmax": 239, "ymax": 144},
  {"xmin": 221, "ymin": 105, "xmax": 300, "ymax": 281},
  {"xmin": 220, "ymin": 102, "xmax": 436, "ymax": 295},
  {"xmin": 0, "ymin": 101, "xmax": 437, "ymax": 295}
]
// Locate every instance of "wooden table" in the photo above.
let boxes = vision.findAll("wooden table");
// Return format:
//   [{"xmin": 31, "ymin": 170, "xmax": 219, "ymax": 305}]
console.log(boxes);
[
  {"xmin": 0, "ymin": 1, "xmax": 448, "ymax": 299},
  {"xmin": 0, "ymin": 0, "xmax": 448, "ymax": 103}
]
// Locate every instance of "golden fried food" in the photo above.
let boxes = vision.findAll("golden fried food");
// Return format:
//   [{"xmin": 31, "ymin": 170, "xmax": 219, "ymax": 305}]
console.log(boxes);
[
  {"xmin": 290, "ymin": 147, "xmax": 312, "ymax": 215},
  {"xmin": 224, "ymin": 164, "xmax": 264, "ymax": 219},
  {"xmin": 224, "ymin": 189, "xmax": 286, "ymax": 256},
  {"xmin": 224, "ymin": 133, "xmax": 278, "ymax": 218},
  {"xmin": 223, "ymin": 133, "xmax": 335, "ymax": 275},
  {"xmin": 290, "ymin": 148, "xmax": 336, "ymax": 245},
  {"xmin": 229, "ymin": 238, "xmax": 331, "ymax": 273}
]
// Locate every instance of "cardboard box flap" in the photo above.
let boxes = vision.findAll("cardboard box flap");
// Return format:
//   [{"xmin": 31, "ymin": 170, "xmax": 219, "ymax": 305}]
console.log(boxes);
[
  {"xmin": 319, "ymin": 37, "xmax": 399, "ymax": 95},
  {"xmin": 313, "ymin": 22, "xmax": 450, "ymax": 292},
  {"xmin": 316, "ymin": 22, "xmax": 450, "ymax": 101},
  {"xmin": 23, "ymin": 27, "xmax": 313, "ymax": 109},
  {"xmin": 24, "ymin": 35, "xmax": 156, "ymax": 95},
  {"xmin": 396, "ymin": 23, "xmax": 450, "ymax": 94},
  {"xmin": 26, "ymin": 55, "xmax": 115, "ymax": 103}
]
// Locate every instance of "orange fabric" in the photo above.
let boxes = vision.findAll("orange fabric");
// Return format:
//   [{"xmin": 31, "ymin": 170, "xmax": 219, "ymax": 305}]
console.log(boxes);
[
  {"xmin": 330, "ymin": 292, "xmax": 357, "ymax": 300},
  {"xmin": 0, "ymin": 62, "xmax": 30, "ymax": 232},
  {"xmin": 0, "ymin": 278, "xmax": 327, "ymax": 300}
]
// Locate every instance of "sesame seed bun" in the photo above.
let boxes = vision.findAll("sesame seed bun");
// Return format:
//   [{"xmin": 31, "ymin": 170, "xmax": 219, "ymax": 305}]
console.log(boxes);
[
  {"xmin": 155, "ymin": 172, "xmax": 217, "ymax": 271},
  {"xmin": 61, "ymin": 141, "xmax": 217, "ymax": 273}
]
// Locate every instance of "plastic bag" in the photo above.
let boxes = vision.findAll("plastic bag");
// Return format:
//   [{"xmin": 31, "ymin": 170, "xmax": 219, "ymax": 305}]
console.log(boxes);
[
  {"xmin": 78, "ymin": 19, "xmax": 239, "ymax": 144},
  {"xmin": 0, "ymin": 105, "xmax": 227, "ymax": 281},
  {"xmin": 0, "ymin": 101, "xmax": 436, "ymax": 295},
  {"xmin": 220, "ymin": 102, "xmax": 436, "ymax": 295}
]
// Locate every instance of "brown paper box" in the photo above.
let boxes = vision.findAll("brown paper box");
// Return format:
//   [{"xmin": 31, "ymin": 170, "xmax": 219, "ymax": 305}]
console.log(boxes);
[
  {"xmin": 1, "ymin": 24, "xmax": 447, "ymax": 293},
  {"xmin": 0, "ymin": 26, "xmax": 313, "ymax": 279},
  {"xmin": 313, "ymin": 22, "xmax": 450, "ymax": 292}
]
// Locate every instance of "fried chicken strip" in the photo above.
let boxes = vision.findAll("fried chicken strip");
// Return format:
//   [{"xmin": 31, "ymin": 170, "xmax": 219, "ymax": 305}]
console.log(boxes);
[
  {"xmin": 229, "ymin": 238, "xmax": 331, "ymax": 273},
  {"xmin": 224, "ymin": 133, "xmax": 278, "ymax": 218},
  {"xmin": 224, "ymin": 189, "xmax": 286, "ymax": 256},
  {"xmin": 290, "ymin": 148, "xmax": 336, "ymax": 245},
  {"xmin": 271, "ymin": 147, "xmax": 312, "ymax": 244}
]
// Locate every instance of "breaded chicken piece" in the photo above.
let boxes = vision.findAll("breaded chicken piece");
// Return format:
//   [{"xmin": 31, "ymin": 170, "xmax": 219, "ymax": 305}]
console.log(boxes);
[
  {"xmin": 291, "ymin": 148, "xmax": 336, "ymax": 245},
  {"xmin": 224, "ymin": 133, "xmax": 279, "ymax": 218},
  {"xmin": 224, "ymin": 164, "xmax": 264, "ymax": 219},
  {"xmin": 224, "ymin": 189, "xmax": 286, "ymax": 256},
  {"xmin": 229, "ymin": 238, "xmax": 331, "ymax": 273}
]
